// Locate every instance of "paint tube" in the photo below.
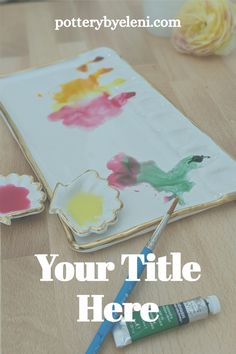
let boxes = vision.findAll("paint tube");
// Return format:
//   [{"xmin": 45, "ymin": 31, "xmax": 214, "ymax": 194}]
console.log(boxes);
[{"xmin": 112, "ymin": 295, "xmax": 220, "ymax": 348}]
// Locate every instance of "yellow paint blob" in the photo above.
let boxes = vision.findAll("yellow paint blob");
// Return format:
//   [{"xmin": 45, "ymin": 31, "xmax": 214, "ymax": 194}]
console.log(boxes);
[
  {"xmin": 67, "ymin": 192, "xmax": 103, "ymax": 226},
  {"xmin": 52, "ymin": 67, "xmax": 125, "ymax": 110}
]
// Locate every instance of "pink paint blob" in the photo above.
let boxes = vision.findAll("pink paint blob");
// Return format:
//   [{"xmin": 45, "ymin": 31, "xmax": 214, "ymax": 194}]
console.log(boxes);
[
  {"xmin": 107, "ymin": 153, "xmax": 140, "ymax": 189},
  {"xmin": 163, "ymin": 195, "xmax": 175, "ymax": 203},
  {"xmin": 0, "ymin": 184, "xmax": 31, "ymax": 214},
  {"xmin": 48, "ymin": 92, "xmax": 136, "ymax": 129}
]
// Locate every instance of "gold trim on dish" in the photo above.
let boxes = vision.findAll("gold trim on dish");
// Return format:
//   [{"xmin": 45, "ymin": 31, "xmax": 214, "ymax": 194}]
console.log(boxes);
[
  {"xmin": 1, "ymin": 49, "xmax": 236, "ymax": 251},
  {"xmin": 49, "ymin": 169, "xmax": 123, "ymax": 236},
  {"xmin": 0, "ymin": 173, "xmax": 46, "ymax": 225}
]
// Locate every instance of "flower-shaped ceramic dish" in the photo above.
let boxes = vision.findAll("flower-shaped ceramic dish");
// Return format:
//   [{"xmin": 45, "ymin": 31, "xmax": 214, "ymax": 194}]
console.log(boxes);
[
  {"xmin": 49, "ymin": 170, "xmax": 123, "ymax": 237},
  {"xmin": 0, "ymin": 173, "xmax": 46, "ymax": 225}
]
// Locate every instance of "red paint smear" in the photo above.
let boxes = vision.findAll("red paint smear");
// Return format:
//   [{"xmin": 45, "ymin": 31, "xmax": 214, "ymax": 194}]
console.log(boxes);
[
  {"xmin": 93, "ymin": 56, "xmax": 104, "ymax": 62},
  {"xmin": 49, "ymin": 92, "xmax": 136, "ymax": 129},
  {"xmin": 77, "ymin": 64, "xmax": 88, "ymax": 72},
  {"xmin": 0, "ymin": 184, "xmax": 31, "ymax": 214},
  {"xmin": 77, "ymin": 56, "xmax": 104, "ymax": 72}
]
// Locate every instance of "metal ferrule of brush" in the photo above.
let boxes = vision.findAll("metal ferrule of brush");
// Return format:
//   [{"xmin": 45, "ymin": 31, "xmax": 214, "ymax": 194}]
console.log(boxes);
[{"xmin": 146, "ymin": 213, "xmax": 170, "ymax": 251}]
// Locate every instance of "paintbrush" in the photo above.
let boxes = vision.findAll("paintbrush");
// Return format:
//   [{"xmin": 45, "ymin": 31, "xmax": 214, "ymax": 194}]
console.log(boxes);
[{"xmin": 85, "ymin": 197, "xmax": 179, "ymax": 354}]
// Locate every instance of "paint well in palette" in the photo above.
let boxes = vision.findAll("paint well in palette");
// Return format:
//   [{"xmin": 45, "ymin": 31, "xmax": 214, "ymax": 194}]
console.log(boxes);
[
  {"xmin": 0, "ymin": 184, "xmax": 31, "ymax": 214},
  {"xmin": 66, "ymin": 192, "xmax": 103, "ymax": 226}
]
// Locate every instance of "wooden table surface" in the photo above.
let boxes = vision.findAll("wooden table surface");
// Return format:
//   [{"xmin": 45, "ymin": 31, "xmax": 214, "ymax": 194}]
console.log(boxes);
[{"xmin": 1, "ymin": 1, "xmax": 236, "ymax": 353}]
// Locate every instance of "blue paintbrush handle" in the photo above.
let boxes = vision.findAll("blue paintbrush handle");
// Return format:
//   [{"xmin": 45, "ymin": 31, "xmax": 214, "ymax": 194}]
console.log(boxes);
[{"xmin": 86, "ymin": 246, "xmax": 151, "ymax": 354}]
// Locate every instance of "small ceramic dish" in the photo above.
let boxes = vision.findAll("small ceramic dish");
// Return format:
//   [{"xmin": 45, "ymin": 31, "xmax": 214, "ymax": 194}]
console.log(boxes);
[
  {"xmin": 0, "ymin": 173, "xmax": 46, "ymax": 225},
  {"xmin": 49, "ymin": 170, "xmax": 123, "ymax": 237}
]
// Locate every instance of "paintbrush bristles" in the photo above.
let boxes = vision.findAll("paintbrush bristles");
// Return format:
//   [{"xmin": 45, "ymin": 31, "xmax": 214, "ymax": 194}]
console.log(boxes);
[{"xmin": 167, "ymin": 197, "xmax": 179, "ymax": 216}]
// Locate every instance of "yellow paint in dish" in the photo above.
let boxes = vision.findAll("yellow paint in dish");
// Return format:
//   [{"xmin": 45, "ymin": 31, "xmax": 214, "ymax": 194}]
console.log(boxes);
[{"xmin": 67, "ymin": 192, "xmax": 103, "ymax": 226}]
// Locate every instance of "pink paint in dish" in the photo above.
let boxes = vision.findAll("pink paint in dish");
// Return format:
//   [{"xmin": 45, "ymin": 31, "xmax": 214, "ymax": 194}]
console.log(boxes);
[
  {"xmin": 0, "ymin": 184, "xmax": 31, "ymax": 214},
  {"xmin": 48, "ymin": 92, "xmax": 136, "ymax": 129}
]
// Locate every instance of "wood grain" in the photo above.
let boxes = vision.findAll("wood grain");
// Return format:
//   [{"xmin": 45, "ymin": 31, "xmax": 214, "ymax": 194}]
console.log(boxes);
[{"xmin": 1, "ymin": 1, "xmax": 236, "ymax": 353}]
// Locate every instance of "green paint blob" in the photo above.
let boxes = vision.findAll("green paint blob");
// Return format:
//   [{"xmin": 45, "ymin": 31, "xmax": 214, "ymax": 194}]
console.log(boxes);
[
  {"xmin": 67, "ymin": 192, "xmax": 103, "ymax": 226},
  {"xmin": 137, "ymin": 157, "xmax": 200, "ymax": 204},
  {"xmin": 108, "ymin": 154, "xmax": 209, "ymax": 205}
]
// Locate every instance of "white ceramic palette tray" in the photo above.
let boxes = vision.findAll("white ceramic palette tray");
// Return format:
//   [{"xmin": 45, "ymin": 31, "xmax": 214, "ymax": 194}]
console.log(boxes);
[{"xmin": 0, "ymin": 47, "xmax": 236, "ymax": 252}]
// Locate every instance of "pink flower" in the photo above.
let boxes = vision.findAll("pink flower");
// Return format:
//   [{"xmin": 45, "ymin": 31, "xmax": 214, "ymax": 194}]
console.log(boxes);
[{"xmin": 107, "ymin": 154, "xmax": 140, "ymax": 189}]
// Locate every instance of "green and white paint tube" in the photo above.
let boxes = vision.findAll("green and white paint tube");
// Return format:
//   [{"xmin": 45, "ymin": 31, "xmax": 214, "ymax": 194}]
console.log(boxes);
[{"xmin": 113, "ymin": 295, "xmax": 220, "ymax": 348}]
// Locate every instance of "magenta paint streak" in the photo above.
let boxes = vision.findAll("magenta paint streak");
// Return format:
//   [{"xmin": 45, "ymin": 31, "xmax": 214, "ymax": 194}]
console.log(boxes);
[
  {"xmin": 0, "ymin": 184, "xmax": 31, "ymax": 214},
  {"xmin": 163, "ymin": 195, "xmax": 175, "ymax": 203},
  {"xmin": 48, "ymin": 92, "xmax": 136, "ymax": 129}
]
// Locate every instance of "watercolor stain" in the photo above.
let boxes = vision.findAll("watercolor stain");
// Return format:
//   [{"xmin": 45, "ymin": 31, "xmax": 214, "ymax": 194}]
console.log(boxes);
[
  {"xmin": 77, "ymin": 56, "xmax": 104, "ymax": 72},
  {"xmin": 107, "ymin": 153, "xmax": 210, "ymax": 204},
  {"xmin": 49, "ymin": 62, "xmax": 136, "ymax": 130},
  {"xmin": 67, "ymin": 192, "xmax": 103, "ymax": 226},
  {"xmin": 52, "ymin": 67, "xmax": 125, "ymax": 109},
  {"xmin": 0, "ymin": 184, "xmax": 31, "ymax": 214},
  {"xmin": 49, "ymin": 92, "xmax": 135, "ymax": 129}
]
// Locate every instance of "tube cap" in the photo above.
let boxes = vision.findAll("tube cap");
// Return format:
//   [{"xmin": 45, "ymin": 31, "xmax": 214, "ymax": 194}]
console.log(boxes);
[
  {"xmin": 113, "ymin": 320, "xmax": 132, "ymax": 348},
  {"xmin": 206, "ymin": 295, "xmax": 221, "ymax": 315}
]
